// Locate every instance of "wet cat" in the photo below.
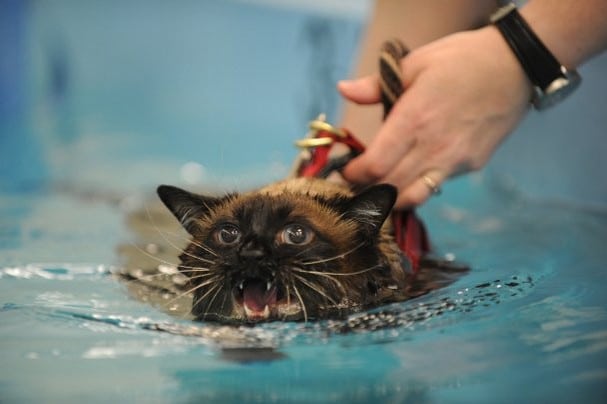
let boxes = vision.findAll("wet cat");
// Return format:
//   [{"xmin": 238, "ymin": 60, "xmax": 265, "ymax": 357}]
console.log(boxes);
[{"xmin": 154, "ymin": 177, "xmax": 456, "ymax": 323}]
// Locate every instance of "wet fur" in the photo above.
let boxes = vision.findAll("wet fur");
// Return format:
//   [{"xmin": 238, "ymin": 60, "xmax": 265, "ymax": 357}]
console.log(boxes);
[{"xmin": 155, "ymin": 178, "xmax": 425, "ymax": 323}]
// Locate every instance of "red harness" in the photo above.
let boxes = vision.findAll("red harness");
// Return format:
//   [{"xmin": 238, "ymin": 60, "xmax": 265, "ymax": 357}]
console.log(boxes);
[{"xmin": 293, "ymin": 117, "xmax": 430, "ymax": 273}]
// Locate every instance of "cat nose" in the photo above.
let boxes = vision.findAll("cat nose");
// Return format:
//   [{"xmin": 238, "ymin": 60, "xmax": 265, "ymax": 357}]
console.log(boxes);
[{"xmin": 240, "ymin": 240, "xmax": 266, "ymax": 259}]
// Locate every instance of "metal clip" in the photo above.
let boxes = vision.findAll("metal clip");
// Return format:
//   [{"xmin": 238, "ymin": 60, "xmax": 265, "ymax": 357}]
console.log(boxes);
[
  {"xmin": 294, "ymin": 137, "xmax": 333, "ymax": 148},
  {"xmin": 294, "ymin": 113, "xmax": 343, "ymax": 150},
  {"xmin": 308, "ymin": 117, "xmax": 346, "ymax": 139},
  {"xmin": 290, "ymin": 113, "xmax": 337, "ymax": 177}
]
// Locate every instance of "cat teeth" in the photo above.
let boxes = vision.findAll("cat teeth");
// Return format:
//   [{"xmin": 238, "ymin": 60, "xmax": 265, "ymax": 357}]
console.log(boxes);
[
  {"xmin": 237, "ymin": 280, "xmax": 272, "ymax": 291},
  {"xmin": 244, "ymin": 304, "xmax": 270, "ymax": 319}
]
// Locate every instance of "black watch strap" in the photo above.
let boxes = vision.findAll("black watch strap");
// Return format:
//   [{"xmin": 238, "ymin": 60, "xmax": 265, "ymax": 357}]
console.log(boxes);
[{"xmin": 492, "ymin": 5, "xmax": 563, "ymax": 90}]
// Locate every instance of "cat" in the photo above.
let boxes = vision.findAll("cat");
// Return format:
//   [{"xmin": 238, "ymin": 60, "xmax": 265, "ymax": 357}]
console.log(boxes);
[{"xmin": 151, "ymin": 177, "xmax": 462, "ymax": 324}]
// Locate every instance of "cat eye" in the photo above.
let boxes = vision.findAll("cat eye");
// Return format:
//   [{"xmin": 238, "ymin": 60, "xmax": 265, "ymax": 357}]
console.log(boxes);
[
  {"xmin": 279, "ymin": 224, "xmax": 314, "ymax": 245},
  {"xmin": 215, "ymin": 224, "xmax": 241, "ymax": 245}
]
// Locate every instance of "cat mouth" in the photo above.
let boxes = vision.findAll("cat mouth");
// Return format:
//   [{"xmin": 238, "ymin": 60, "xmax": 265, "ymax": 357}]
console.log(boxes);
[{"xmin": 233, "ymin": 278, "xmax": 300, "ymax": 321}]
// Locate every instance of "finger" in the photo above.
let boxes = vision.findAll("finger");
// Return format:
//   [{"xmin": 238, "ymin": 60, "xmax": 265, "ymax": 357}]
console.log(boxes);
[
  {"xmin": 342, "ymin": 130, "xmax": 415, "ymax": 185},
  {"xmin": 342, "ymin": 95, "xmax": 418, "ymax": 184},
  {"xmin": 394, "ymin": 169, "xmax": 445, "ymax": 208},
  {"xmin": 381, "ymin": 146, "xmax": 426, "ymax": 191},
  {"xmin": 337, "ymin": 75, "xmax": 382, "ymax": 104},
  {"xmin": 381, "ymin": 139, "xmax": 449, "ymax": 193}
]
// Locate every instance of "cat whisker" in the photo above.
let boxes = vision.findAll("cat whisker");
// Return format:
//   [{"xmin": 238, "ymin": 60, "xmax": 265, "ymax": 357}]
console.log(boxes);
[
  {"xmin": 151, "ymin": 230, "xmax": 219, "ymax": 264},
  {"xmin": 118, "ymin": 265, "xmax": 197, "ymax": 289},
  {"xmin": 182, "ymin": 237, "xmax": 219, "ymax": 258},
  {"xmin": 178, "ymin": 249, "xmax": 216, "ymax": 266},
  {"xmin": 120, "ymin": 264, "xmax": 217, "ymax": 289},
  {"xmin": 219, "ymin": 286, "xmax": 230, "ymax": 320},
  {"xmin": 290, "ymin": 267, "xmax": 348, "ymax": 296},
  {"xmin": 283, "ymin": 282, "xmax": 292, "ymax": 321},
  {"xmin": 201, "ymin": 282, "xmax": 226, "ymax": 320},
  {"xmin": 300, "ymin": 242, "xmax": 365, "ymax": 266},
  {"xmin": 334, "ymin": 263, "xmax": 383, "ymax": 276},
  {"xmin": 157, "ymin": 227, "xmax": 219, "ymax": 258},
  {"xmin": 144, "ymin": 203, "xmax": 218, "ymax": 263},
  {"xmin": 294, "ymin": 243, "xmax": 321, "ymax": 258},
  {"xmin": 190, "ymin": 281, "xmax": 224, "ymax": 319},
  {"xmin": 186, "ymin": 271, "xmax": 221, "ymax": 282},
  {"xmin": 178, "ymin": 261, "xmax": 217, "ymax": 271},
  {"xmin": 292, "ymin": 273, "xmax": 338, "ymax": 306},
  {"xmin": 125, "ymin": 241, "xmax": 180, "ymax": 267},
  {"xmin": 144, "ymin": 203, "xmax": 219, "ymax": 265},
  {"xmin": 299, "ymin": 264, "xmax": 383, "ymax": 277},
  {"xmin": 291, "ymin": 284, "xmax": 308, "ymax": 323},
  {"xmin": 179, "ymin": 266, "xmax": 216, "ymax": 275},
  {"xmin": 125, "ymin": 240, "xmax": 217, "ymax": 272},
  {"xmin": 162, "ymin": 274, "xmax": 222, "ymax": 311},
  {"xmin": 181, "ymin": 268, "xmax": 214, "ymax": 274},
  {"xmin": 186, "ymin": 275, "xmax": 223, "ymax": 293}
]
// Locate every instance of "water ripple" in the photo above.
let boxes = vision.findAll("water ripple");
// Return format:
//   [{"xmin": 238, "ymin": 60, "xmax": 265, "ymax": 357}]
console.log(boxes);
[{"xmin": 0, "ymin": 263, "xmax": 111, "ymax": 280}]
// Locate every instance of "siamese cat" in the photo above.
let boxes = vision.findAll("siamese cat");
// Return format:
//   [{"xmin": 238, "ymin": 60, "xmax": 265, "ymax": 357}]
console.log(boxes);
[{"xmin": 150, "ymin": 177, "xmax": 463, "ymax": 324}]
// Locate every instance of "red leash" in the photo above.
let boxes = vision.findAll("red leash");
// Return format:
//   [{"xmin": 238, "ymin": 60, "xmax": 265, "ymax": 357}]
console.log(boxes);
[{"xmin": 292, "ymin": 115, "xmax": 430, "ymax": 273}]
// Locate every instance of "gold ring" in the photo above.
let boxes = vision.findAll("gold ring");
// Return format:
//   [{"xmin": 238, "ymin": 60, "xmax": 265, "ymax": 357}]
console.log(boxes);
[{"xmin": 421, "ymin": 175, "xmax": 442, "ymax": 195}]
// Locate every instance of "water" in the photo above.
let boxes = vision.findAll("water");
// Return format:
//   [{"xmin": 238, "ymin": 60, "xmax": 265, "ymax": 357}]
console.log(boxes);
[
  {"xmin": 2, "ymin": 1, "xmax": 607, "ymax": 402},
  {"xmin": 2, "ymin": 180, "xmax": 606, "ymax": 403}
]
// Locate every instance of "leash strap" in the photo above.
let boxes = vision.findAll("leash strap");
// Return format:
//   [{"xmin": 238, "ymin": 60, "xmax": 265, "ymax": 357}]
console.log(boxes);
[
  {"xmin": 292, "ymin": 39, "xmax": 430, "ymax": 273},
  {"xmin": 380, "ymin": 39, "xmax": 431, "ymax": 272}
]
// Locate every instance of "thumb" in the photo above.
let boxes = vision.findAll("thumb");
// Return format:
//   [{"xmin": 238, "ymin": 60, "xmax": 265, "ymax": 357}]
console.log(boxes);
[{"xmin": 337, "ymin": 75, "xmax": 381, "ymax": 104}]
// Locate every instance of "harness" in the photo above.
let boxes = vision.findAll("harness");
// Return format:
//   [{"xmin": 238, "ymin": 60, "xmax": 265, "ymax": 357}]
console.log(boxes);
[{"xmin": 291, "ymin": 39, "xmax": 430, "ymax": 273}]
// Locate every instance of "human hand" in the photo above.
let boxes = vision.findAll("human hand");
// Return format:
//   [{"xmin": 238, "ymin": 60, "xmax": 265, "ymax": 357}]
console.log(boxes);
[{"xmin": 338, "ymin": 26, "xmax": 533, "ymax": 208}]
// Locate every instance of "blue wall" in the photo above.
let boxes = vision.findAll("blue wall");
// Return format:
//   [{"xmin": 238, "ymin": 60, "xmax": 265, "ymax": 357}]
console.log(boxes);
[
  {"xmin": 1, "ymin": 0, "xmax": 605, "ymax": 208},
  {"xmin": 0, "ymin": 0, "xmax": 362, "ymax": 192}
]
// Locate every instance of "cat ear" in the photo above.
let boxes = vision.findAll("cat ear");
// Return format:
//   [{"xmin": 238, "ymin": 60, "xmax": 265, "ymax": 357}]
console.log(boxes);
[
  {"xmin": 343, "ymin": 184, "xmax": 397, "ymax": 234},
  {"xmin": 157, "ymin": 185, "xmax": 221, "ymax": 234}
]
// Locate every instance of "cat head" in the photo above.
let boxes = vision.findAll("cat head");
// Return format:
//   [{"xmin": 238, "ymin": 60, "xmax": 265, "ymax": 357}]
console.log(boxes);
[{"xmin": 157, "ymin": 179, "xmax": 399, "ymax": 323}]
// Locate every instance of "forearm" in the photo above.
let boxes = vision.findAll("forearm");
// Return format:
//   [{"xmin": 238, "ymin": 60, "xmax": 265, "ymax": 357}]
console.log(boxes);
[
  {"xmin": 342, "ymin": 0, "xmax": 498, "ymax": 138},
  {"xmin": 520, "ymin": 0, "xmax": 607, "ymax": 68},
  {"xmin": 350, "ymin": 0, "xmax": 498, "ymax": 78}
]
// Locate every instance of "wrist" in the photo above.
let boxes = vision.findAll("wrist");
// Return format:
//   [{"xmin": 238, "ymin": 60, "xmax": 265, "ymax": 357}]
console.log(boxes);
[
  {"xmin": 517, "ymin": 6, "xmax": 577, "ymax": 68},
  {"xmin": 490, "ymin": 3, "xmax": 581, "ymax": 110},
  {"xmin": 481, "ymin": 24, "xmax": 534, "ymax": 101}
]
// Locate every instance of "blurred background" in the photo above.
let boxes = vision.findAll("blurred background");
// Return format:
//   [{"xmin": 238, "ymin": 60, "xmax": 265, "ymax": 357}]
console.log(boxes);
[
  {"xmin": 0, "ymin": 0, "xmax": 367, "ymax": 195},
  {"xmin": 1, "ymin": 3, "xmax": 606, "ymax": 402},
  {"xmin": 1, "ymin": 0, "xmax": 606, "ymax": 206}
]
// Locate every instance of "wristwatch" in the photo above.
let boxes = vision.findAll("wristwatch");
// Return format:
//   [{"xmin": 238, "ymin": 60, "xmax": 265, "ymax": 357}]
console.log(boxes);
[{"xmin": 490, "ymin": 3, "xmax": 581, "ymax": 110}]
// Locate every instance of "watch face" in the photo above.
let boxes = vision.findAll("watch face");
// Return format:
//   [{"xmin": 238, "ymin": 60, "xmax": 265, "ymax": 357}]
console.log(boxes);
[{"xmin": 533, "ymin": 71, "xmax": 582, "ymax": 110}]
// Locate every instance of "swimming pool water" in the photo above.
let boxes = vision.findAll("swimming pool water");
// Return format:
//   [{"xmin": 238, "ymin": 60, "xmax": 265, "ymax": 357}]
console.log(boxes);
[
  {"xmin": 2, "ymin": 1, "xmax": 607, "ymax": 402},
  {"xmin": 2, "ymin": 177, "xmax": 606, "ymax": 403}
]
